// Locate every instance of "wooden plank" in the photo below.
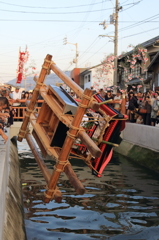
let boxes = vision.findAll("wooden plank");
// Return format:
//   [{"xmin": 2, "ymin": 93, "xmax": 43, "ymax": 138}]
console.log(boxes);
[
  {"xmin": 40, "ymin": 87, "xmax": 64, "ymax": 113},
  {"xmin": 49, "ymin": 114, "xmax": 59, "ymax": 142},
  {"xmin": 36, "ymin": 102, "xmax": 51, "ymax": 124},
  {"xmin": 49, "ymin": 113, "xmax": 58, "ymax": 131},
  {"xmin": 32, "ymin": 129, "xmax": 47, "ymax": 158},
  {"xmin": 30, "ymin": 114, "xmax": 59, "ymax": 158},
  {"xmin": 26, "ymin": 133, "xmax": 51, "ymax": 182}
]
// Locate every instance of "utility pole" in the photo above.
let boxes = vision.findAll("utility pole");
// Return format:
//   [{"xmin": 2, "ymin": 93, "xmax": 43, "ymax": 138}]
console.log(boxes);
[
  {"xmin": 99, "ymin": 0, "xmax": 122, "ymax": 87},
  {"xmin": 114, "ymin": 0, "xmax": 119, "ymax": 87},
  {"xmin": 63, "ymin": 36, "xmax": 79, "ymax": 68}
]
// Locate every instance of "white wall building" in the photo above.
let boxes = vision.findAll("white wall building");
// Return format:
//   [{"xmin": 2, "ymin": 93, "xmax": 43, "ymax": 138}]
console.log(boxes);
[{"xmin": 80, "ymin": 65, "xmax": 114, "ymax": 90}]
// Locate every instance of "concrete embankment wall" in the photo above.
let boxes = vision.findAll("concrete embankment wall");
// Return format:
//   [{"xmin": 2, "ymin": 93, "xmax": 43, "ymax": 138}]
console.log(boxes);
[
  {"xmin": 115, "ymin": 122, "xmax": 159, "ymax": 172},
  {"xmin": 0, "ymin": 131, "xmax": 26, "ymax": 240}
]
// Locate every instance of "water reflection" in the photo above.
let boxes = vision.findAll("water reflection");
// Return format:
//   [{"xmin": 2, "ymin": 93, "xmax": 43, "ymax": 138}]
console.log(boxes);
[{"xmin": 19, "ymin": 141, "xmax": 159, "ymax": 240}]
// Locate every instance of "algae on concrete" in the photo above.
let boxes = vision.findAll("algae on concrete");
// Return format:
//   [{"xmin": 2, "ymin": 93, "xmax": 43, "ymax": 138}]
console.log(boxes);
[{"xmin": 115, "ymin": 140, "xmax": 159, "ymax": 173}]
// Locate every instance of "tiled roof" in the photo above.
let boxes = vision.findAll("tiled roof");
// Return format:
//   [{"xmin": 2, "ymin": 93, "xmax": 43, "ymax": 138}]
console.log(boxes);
[
  {"xmin": 141, "ymin": 35, "xmax": 159, "ymax": 48},
  {"xmin": 119, "ymin": 35, "xmax": 159, "ymax": 60}
]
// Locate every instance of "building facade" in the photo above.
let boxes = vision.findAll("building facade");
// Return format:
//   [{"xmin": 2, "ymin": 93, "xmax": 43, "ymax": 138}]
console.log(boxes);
[
  {"xmin": 70, "ymin": 64, "xmax": 114, "ymax": 90},
  {"xmin": 118, "ymin": 35, "xmax": 159, "ymax": 92}
]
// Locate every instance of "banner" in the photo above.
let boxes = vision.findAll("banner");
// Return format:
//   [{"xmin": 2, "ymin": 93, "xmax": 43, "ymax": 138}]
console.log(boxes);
[{"xmin": 16, "ymin": 48, "xmax": 29, "ymax": 84}]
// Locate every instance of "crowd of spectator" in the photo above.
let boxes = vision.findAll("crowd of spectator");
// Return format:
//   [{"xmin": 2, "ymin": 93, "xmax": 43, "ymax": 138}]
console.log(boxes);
[
  {"xmin": 0, "ymin": 85, "xmax": 34, "ymax": 143},
  {"xmin": 127, "ymin": 90, "xmax": 159, "ymax": 126},
  {"xmin": 97, "ymin": 88, "xmax": 159, "ymax": 126}
]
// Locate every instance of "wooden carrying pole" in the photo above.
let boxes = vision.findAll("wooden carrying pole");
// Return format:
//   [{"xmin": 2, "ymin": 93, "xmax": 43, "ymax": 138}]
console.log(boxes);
[
  {"xmin": 78, "ymin": 131, "xmax": 101, "ymax": 158},
  {"xmin": 25, "ymin": 133, "xmax": 62, "ymax": 202},
  {"xmin": 64, "ymin": 164, "xmax": 86, "ymax": 194},
  {"xmin": 51, "ymin": 64, "xmax": 83, "ymax": 97},
  {"xmin": 121, "ymin": 92, "xmax": 126, "ymax": 115},
  {"xmin": 18, "ymin": 54, "xmax": 53, "ymax": 142},
  {"xmin": 44, "ymin": 88, "xmax": 93, "ymax": 203}
]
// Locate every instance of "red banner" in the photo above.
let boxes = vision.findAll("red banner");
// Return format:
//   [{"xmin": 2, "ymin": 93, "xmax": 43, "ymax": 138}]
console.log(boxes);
[{"xmin": 16, "ymin": 48, "xmax": 29, "ymax": 84}]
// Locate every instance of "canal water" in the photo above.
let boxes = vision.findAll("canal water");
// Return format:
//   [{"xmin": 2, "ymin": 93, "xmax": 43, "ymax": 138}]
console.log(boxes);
[{"xmin": 18, "ymin": 140, "xmax": 159, "ymax": 240}]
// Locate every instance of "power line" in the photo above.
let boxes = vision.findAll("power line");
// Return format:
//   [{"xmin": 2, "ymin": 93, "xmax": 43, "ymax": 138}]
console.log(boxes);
[
  {"xmin": 106, "ymin": 13, "xmax": 159, "ymax": 36},
  {"xmin": 0, "ymin": 19, "xmax": 100, "ymax": 22},
  {"xmin": 120, "ymin": 0, "xmax": 129, "ymax": 4},
  {"xmin": 79, "ymin": 40, "xmax": 110, "ymax": 67},
  {"xmin": 122, "ymin": 4, "xmax": 153, "ymax": 39},
  {"xmin": 79, "ymin": 37, "xmax": 99, "ymax": 60},
  {"xmin": 0, "ymin": 3, "xmax": 140, "ymax": 14},
  {"xmin": 0, "ymin": 7, "xmax": 114, "ymax": 14},
  {"xmin": 119, "ymin": 14, "xmax": 159, "ymax": 32},
  {"xmin": 121, "ymin": 0, "xmax": 143, "ymax": 12},
  {"xmin": 69, "ymin": 0, "xmax": 96, "ymax": 41},
  {"xmin": 122, "ymin": 26, "xmax": 159, "ymax": 39},
  {"xmin": 0, "ymin": 1, "xmax": 110, "ymax": 9},
  {"xmin": 54, "ymin": 0, "xmax": 100, "ymax": 63},
  {"xmin": 118, "ymin": 21, "xmax": 159, "ymax": 22},
  {"xmin": 0, "ymin": 19, "xmax": 158, "ymax": 23}
]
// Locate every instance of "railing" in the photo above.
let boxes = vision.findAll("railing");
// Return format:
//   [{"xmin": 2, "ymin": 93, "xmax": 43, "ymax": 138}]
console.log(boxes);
[
  {"xmin": 11, "ymin": 99, "xmax": 43, "ymax": 120},
  {"xmin": 13, "ymin": 106, "xmax": 41, "ymax": 120}
]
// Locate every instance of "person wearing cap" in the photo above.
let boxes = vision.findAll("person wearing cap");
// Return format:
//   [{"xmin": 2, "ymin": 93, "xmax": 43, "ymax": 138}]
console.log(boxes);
[{"xmin": 105, "ymin": 90, "xmax": 114, "ymax": 107}]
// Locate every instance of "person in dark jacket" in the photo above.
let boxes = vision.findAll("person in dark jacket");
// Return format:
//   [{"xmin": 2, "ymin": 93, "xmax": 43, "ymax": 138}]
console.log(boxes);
[
  {"xmin": 144, "ymin": 96, "xmax": 152, "ymax": 125},
  {"xmin": 105, "ymin": 90, "xmax": 114, "ymax": 108},
  {"xmin": 128, "ymin": 92, "xmax": 138, "ymax": 122}
]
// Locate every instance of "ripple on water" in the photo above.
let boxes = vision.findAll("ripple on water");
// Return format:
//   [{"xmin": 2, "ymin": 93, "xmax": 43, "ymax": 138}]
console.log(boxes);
[{"xmin": 19, "ymin": 141, "xmax": 159, "ymax": 240}]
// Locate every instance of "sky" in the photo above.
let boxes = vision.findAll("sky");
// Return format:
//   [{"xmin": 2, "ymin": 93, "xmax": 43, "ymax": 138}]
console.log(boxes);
[{"xmin": 0, "ymin": 0, "xmax": 159, "ymax": 84}]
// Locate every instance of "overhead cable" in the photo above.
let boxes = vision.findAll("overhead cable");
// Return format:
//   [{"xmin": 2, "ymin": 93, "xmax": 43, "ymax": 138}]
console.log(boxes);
[
  {"xmin": 0, "ymin": 1, "xmax": 110, "ymax": 9},
  {"xmin": 0, "ymin": 3, "xmax": 141, "ymax": 14}
]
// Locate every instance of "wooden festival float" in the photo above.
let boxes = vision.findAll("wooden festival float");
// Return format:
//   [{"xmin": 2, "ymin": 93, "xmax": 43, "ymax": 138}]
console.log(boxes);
[{"xmin": 18, "ymin": 54, "xmax": 127, "ymax": 203}]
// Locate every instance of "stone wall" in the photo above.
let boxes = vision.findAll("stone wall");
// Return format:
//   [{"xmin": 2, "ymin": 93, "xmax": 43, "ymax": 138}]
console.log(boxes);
[
  {"xmin": 115, "ymin": 123, "xmax": 159, "ymax": 172},
  {"xmin": 122, "ymin": 122, "xmax": 159, "ymax": 152},
  {"xmin": 1, "ymin": 136, "xmax": 26, "ymax": 240}
]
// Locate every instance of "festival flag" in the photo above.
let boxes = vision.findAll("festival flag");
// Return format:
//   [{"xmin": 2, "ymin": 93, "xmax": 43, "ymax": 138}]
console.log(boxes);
[{"xmin": 16, "ymin": 47, "xmax": 29, "ymax": 84}]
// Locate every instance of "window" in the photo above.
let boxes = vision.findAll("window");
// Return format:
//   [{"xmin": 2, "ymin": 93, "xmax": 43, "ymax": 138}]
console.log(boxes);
[
  {"xmin": 84, "ymin": 74, "xmax": 91, "ymax": 83},
  {"xmin": 131, "ymin": 64, "xmax": 141, "ymax": 78},
  {"xmin": 121, "ymin": 64, "xmax": 141, "ymax": 82},
  {"xmin": 121, "ymin": 68, "xmax": 130, "ymax": 81}
]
